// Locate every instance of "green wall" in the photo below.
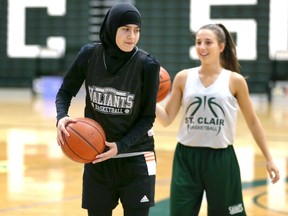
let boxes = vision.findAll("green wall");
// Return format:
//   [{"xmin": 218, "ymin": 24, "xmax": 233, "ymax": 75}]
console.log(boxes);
[{"xmin": 0, "ymin": 0, "xmax": 287, "ymax": 99}]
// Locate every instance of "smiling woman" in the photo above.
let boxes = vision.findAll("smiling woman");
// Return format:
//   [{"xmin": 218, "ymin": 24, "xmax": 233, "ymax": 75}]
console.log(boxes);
[{"xmin": 155, "ymin": 23, "xmax": 280, "ymax": 216}]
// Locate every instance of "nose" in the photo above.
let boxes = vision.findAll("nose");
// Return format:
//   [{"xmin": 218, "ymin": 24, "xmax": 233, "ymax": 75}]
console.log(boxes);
[
  {"xmin": 199, "ymin": 42, "xmax": 206, "ymax": 49},
  {"xmin": 128, "ymin": 30, "xmax": 135, "ymax": 39},
  {"xmin": 197, "ymin": 43, "xmax": 207, "ymax": 52}
]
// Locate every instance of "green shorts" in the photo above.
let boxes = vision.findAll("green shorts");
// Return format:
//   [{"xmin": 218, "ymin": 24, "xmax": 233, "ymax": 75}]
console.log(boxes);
[{"xmin": 170, "ymin": 143, "xmax": 246, "ymax": 216}]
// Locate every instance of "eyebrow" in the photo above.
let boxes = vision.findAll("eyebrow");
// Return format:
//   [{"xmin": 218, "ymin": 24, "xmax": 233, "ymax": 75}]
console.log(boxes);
[{"xmin": 122, "ymin": 25, "xmax": 140, "ymax": 29}]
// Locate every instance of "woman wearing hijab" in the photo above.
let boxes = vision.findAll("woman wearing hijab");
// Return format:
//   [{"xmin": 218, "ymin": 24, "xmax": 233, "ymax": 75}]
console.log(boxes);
[{"xmin": 55, "ymin": 3, "xmax": 160, "ymax": 216}]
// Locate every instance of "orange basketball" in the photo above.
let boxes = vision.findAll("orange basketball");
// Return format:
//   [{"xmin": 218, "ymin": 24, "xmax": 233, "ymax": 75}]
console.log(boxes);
[
  {"xmin": 157, "ymin": 66, "xmax": 171, "ymax": 102},
  {"xmin": 61, "ymin": 117, "xmax": 106, "ymax": 163}
]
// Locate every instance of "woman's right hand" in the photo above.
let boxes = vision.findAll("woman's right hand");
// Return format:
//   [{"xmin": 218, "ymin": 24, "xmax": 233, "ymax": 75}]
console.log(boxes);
[{"xmin": 56, "ymin": 116, "xmax": 76, "ymax": 146}]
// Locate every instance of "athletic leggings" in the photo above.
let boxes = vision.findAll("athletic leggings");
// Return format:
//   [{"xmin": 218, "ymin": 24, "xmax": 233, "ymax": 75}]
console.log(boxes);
[{"xmin": 87, "ymin": 207, "xmax": 150, "ymax": 216}]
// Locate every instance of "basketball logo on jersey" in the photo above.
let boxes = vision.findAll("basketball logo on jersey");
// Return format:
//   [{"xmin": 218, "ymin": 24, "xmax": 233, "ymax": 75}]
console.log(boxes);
[
  {"xmin": 88, "ymin": 85, "xmax": 135, "ymax": 115},
  {"xmin": 184, "ymin": 96, "xmax": 225, "ymax": 135}
]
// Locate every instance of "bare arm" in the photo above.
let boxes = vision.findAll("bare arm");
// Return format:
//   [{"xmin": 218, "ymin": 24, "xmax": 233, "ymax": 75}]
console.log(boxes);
[
  {"xmin": 156, "ymin": 69, "xmax": 187, "ymax": 127},
  {"xmin": 231, "ymin": 72, "xmax": 280, "ymax": 184}
]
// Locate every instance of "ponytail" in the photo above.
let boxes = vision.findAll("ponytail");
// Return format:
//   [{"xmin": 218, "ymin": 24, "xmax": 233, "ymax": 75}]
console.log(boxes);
[{"xmin": 217, "ymin": 24, "xmax": 240, "ymax": 73}]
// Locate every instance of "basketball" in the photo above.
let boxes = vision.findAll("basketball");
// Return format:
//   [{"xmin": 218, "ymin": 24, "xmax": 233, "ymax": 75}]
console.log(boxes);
[
  {"xmin": 157, "ymin": 66, "xmax": 171, "ymax": 102},
  {"xmin": 61, "ymin": 117, "xmax": 106, "ymax": 163}
]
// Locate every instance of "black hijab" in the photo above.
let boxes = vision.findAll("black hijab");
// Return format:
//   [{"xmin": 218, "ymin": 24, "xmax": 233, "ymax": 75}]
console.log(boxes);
[{"xmin": 99, "ymin": 3, "xmax": 141, "ymax": 73}]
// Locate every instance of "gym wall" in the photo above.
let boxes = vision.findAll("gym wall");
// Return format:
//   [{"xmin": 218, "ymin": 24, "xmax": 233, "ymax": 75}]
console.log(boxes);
[{"xmin": 0, "ymin": 0, "xmax": 287, "ymax": 98}]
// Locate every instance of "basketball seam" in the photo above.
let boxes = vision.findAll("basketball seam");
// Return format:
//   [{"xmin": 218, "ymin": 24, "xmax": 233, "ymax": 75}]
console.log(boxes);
[
  {"xmin": 62, "ymin": 135, "xmax": 91, "ymax": 163},
  {"xmin": 160, "ymin": 80, "xmax": 171, "ymax": 83},
  {"xmin": 77, "ymin": 119, "xmax": 106, "ymax": 147},
  {"xmin": 68, "ymin": 118, "xmax": 106, "ymax": 154},
  {"xmin": 67, "ymin": 125, "xmax": 102, "ymax": 155}
]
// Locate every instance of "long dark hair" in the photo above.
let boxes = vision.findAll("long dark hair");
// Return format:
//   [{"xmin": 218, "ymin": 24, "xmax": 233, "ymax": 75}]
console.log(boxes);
[{"xmin": 198, "ymin": 24, "xmax": 240, "ymax": 73}]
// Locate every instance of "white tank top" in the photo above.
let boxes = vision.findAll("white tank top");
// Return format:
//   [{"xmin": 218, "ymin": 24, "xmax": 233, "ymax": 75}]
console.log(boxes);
[{"xmin": 177, "ymin": 67, "xmax": 238, "ymax": 148}]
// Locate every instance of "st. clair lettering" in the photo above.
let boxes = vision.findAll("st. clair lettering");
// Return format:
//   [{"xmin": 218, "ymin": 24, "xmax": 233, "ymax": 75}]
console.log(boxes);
[
  {"xmin": 185, "ymin": 117, "xmax": 224, "ymax": 126},
  {"xmin": 197, "ymin": 117, "xmax": 224, "ymax": 126}
]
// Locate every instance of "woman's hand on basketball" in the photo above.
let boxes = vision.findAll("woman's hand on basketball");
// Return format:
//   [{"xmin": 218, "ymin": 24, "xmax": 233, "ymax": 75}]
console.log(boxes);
[
  {"xmin": 56, "ymin": 116, "xmax": 77, "ymax": 146},
  {"xmin": 92, "ymin": 141, "xmax": 118, "ymax": 163}
]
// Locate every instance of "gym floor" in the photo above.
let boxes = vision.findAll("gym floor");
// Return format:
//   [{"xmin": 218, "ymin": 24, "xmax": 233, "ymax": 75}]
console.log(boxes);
[{"xmin": 0, "ymin": 87, "xmax": 287, "ymax": 216}]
